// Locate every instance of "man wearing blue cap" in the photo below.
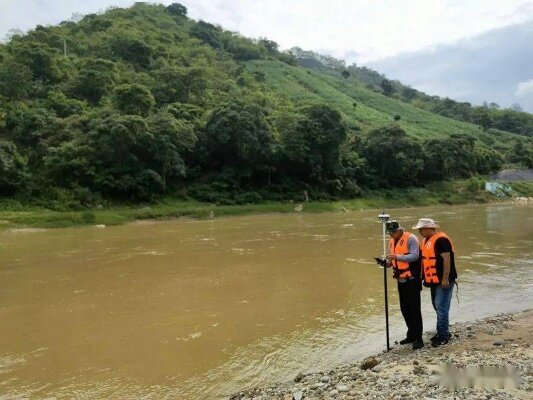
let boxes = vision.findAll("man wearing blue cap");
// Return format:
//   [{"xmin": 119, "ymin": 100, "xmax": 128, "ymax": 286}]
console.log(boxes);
[{"xmin": 385, "ymin": 220, "xmax": 424, "ymax": 350}]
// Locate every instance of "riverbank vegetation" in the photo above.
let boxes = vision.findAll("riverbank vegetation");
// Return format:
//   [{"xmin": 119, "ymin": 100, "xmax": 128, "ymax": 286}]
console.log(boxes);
[
  {"xmin": 1, "ymin": 3, "xmax": 532, "ymax": 218},
  {"xmin": 2, "ymin": 179, "xmax": 530, "ymax": 230}
]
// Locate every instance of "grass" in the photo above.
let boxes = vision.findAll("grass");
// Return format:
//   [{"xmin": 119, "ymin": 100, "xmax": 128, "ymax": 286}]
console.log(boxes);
[
  {"xmin": 509, "ymin": 181, "xmax": 533, "ymax": 197},
  {"xmin": 0, "ymin": 180, "xmax": 505, "ymax": 230}
]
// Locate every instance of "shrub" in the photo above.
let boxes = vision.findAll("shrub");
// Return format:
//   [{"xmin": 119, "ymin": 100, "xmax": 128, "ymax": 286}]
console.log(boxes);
[{"xmin": 81, "ymin": 210, "xmax": 96, "ymax": 223}]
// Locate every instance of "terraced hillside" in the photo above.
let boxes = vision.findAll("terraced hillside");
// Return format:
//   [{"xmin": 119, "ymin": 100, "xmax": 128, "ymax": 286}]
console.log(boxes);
[{"xmin": 247, "ymin": 59, "xmax": 512, "ymax": 144}]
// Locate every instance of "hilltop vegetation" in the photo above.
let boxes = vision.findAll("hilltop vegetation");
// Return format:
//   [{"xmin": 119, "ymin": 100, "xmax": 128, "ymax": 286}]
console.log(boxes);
[
  {"xmin": 0, "ymin": 3, "xmax": 531, "ymax": 210},
  {"xmin": 291, "ymin": 47, "xmax": 533, "ymax": 137}
]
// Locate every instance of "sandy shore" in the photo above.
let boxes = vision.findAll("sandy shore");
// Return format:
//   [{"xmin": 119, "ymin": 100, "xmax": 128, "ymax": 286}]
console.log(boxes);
[{"xmin": 231, "ymin": 310, "xmax": 533, "ymax": 400}]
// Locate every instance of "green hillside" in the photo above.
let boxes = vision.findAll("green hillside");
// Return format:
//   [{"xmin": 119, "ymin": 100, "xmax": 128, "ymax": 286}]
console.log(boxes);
[
  {"xmin": 0, "ymin": 2, "xmax": 531, "ymax": 210},
  {"xmin": 289, "ymin": 47, "xmax": 533, "ymax": 137},
  {"xmin": 247, "ymin": 59, "xmax": 508, "ymax": 141}
]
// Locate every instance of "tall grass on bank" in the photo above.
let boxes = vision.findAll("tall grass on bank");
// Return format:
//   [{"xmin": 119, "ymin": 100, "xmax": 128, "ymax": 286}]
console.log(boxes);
[{"xmin": 0, "ymin": 179, "xmax": 520, "ymax": 230}]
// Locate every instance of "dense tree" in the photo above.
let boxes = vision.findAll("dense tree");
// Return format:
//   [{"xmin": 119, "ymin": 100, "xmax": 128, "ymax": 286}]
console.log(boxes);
[
  {"xmin": 422, "ymin": 134, "xmax": 478, "ymax": 180},
  {"xmin": 224, "ymin": 34, "xmax": 264, "ymax": 60},
  {"xmin": 151, "ymin": 66, "xmax": 187, "ymax": 104},
  {"xmin": 108, "ymin": 33, "xmax": 154, "ymax": 68},
  {"xmin": 175, "ymin": 67, "xmax": 209, "ymax": 102},
  {"xmin": 190, "ymin": 21, "xmax": 223, "ymax": 49},
  {"xmin": 78, "ymin": 14, "xmax": 113, "ymax": 33},
  {"xmin": 5, "ymin": 107, "xmax": 60, "ymax": 151},
  {"xmin": 203, "ymin": 101, "xmax": 276, "ymax": 183},
  {"xmin": 43, "ymin": 141, "xmax": 95, "ymax": 189},
  {"xmin": 112, "ymin": 84, "xmax": 155, "ymax": 116},
  {"xmin": 10, "ymin": 41, "xmax": 63, "ymax": 82},
  {"xmin": 473, "ymin": 109, "xmax": 493, "ymax": 131},
  {"xmin": 362, "ymin": 125, "xmax": 423, "ymax": 187},
  {"xmin": 282, "ymin": 105, "xmax": 347, "ymax": 184},
  {"xmin": 402, "ymin": 87, "xmax": 417, "ymax": 102},
  {"xmin": 44, "ymin": 113, "xmax": 196, "ymax": 198},
  {"xmin": 258, "ymin": 38, "xmax": 279, "ymax": 54},
  {"xmin": 166, "ymin": 3, "xmax": 187, "ymax": 17},
  {"xmin": 337, "ymin": 146, "xmax": 368, "ymax": 197},
  {"xmin": 0, "ymin": 140, "xmax": 27, "ymax": 195},
  {"xmin": 69, "ymin": 58, "xmax": 117, "ymax": 103},
  {"xmin": 492, "ymin": 110, "xmax": 533, "ymax": 137},
  {"xmin": 380, "ymin": 79, "xmax": 394, "ymax": 96},
  {"xmin": 147, "ymin": 112, "xmax": 196, "ymax": 189},
  {"xmin": 475, "ymin": 147, "xmax": 503, "ymax": 174},
  {"xmin": 85, "ymin": 115, "xmax": 161, "ymax": 199},
  {"xmin": 507, "ymin": 140, "xmax": 533, "ymax": 168},
  {"xmin": 46, "ymin": 91, "xmax": 86, "ymax": 118},
  {"xmin": 165, "ymin": 102, "xmax": 203, "ymax": 122},
  {"xmin": 0, "ymin": 61, "xmax": 33, "ymax": 99}
]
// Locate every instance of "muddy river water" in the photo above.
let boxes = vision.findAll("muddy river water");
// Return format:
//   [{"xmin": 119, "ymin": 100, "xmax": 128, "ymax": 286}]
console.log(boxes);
[{"xmin": 1, "ymin": 204, "xmax": 532, "ymax": 399}]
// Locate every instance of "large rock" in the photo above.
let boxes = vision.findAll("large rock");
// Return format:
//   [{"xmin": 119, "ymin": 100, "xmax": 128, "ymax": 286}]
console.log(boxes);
[
  {"xmin": 372, "ymin": 364, "xmax": 384, "ymax": 373},
  {"xmin": 413, "ymin": 365, "xmax": 426, "ymax": 375},
  {"xmin": 337, "ymin": 384, "xmax": 349, "ymax": 392},
  {"xmin": 360, "ymin": 356, "xmax": 380, "ymax": 370}
]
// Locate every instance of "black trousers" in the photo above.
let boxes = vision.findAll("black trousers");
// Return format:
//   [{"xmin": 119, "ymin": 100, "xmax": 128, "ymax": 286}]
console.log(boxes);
[{"xmin": 397, "ymin": 278, "xmax": 423, "ymax": 341}]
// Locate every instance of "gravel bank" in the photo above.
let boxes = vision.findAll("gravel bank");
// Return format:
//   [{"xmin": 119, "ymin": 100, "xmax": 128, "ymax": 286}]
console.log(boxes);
[{"xmin": 231, "ymin": 310, "xmax": 532, "ymax": 400}]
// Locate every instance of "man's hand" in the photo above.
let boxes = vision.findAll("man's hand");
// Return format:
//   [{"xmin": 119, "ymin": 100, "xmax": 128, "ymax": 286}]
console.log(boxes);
[
  {"xmin": 441, "ymin": 277, "xmax": 450, "ymax": 288},
  {"xmin": 374, "ymin": 257, "xmax": 388, "ymax": 267},
  {"xmin": 386, "ymin": 254, "xmax": 397, "ymax": 261}
]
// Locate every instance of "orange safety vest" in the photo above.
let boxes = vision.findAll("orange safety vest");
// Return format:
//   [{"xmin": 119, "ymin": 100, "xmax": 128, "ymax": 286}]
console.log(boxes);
[
  {"xmin": 421, "ymin": 232, "xmax": 455, "ymax": 284},
  {"xmin": 388, "ymin": 231, "xmax": 415, "ymax": 279}
]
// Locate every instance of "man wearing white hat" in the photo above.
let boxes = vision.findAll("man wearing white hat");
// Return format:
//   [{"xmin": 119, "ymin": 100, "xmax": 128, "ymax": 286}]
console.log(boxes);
[{"xmin": 412, "ymin": 218, "xmax": 458, "ymax": 347}]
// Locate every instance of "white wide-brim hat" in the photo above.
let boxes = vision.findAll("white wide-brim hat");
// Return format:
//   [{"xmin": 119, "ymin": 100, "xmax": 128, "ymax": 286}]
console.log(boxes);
[{"xmin": 412, "ymin": 218, "xmax": 439, "ymax": 229}]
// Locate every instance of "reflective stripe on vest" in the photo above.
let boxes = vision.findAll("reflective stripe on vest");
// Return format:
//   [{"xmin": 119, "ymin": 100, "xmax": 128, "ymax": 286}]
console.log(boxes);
[
  {"xmin": 420, "ymin": 231, "xmax": 455, "ymax": 284},
  {"xmin": 388, "ymin": 231, "xmax": 414, "ymax": 279}
]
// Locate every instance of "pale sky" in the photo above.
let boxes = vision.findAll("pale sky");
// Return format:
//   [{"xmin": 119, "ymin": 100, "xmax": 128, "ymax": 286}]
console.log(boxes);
[
  {"xmin": 1, "ymin": 0, "xmax": 533, "ymax": 63},
  {"xmin": 370, "ymin": 21, "xmax": 533, "ymax": 111}
]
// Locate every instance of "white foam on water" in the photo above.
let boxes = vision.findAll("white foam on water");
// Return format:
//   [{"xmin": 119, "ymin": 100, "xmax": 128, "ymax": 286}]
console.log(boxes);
[{"xmin": 176, "ymin": 332, "xmax": 203, "ymax": 342}]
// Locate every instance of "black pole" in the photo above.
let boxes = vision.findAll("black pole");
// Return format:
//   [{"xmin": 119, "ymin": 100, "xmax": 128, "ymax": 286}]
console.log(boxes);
[
  {"xmin": 378, "ymin": 212, "xmax": 391, "ymax": 352},
  {"xmin": 384, "ymin": 261, "xmax": 390, "ymax": 351}
]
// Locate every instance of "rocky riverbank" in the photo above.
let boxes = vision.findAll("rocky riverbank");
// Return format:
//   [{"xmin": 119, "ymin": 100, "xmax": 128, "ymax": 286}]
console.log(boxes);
[{"xmin": 231, "ymin": 310, "xmax": 532, "ymax": 400}]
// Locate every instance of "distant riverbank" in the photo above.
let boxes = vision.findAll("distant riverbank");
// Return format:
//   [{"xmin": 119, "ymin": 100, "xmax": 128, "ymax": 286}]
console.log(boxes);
[
  {"xmin": 231, "ymin": 310, "xmax": 533, "ymax": 400},
  {"xmin": 1, "ymin": 180, "xmax": 532, "ymax": 230}
]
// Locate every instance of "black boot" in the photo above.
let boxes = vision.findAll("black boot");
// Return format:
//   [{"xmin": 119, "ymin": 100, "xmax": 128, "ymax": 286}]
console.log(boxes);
[
  {"xmin": 399, "ymin": 337, "xmax": 414, "ymax": 345},
  {"xmin": 412, "ymin": 339, "xmax": 424, "ymax": 350}
]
